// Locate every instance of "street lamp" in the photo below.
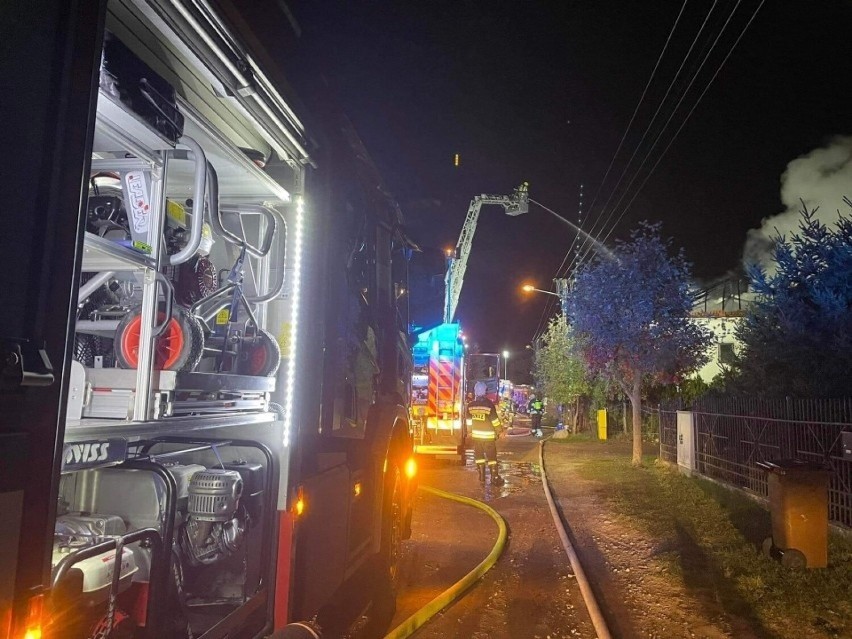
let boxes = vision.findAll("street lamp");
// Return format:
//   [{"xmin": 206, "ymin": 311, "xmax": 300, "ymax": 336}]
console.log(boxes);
[
  {"xmin": 502, "ymin": 349, "xmax": 509, "ymax": 381},
  {"xmin": 522, "ymin": 283, "xmax": 560, "ymax": 298}
]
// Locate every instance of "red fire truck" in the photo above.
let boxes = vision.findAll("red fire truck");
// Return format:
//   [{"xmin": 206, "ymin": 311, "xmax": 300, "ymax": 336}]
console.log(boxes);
[
  {"xmin": 0, "ymin": 2, "xmax": 416, "ymax": 638},
  {"xmin": 410, "ymin": 323, "xmax": 466, "ymax": 459}
]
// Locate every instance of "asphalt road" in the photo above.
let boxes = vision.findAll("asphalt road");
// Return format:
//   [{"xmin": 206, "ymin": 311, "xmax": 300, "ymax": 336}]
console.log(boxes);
[{"xmin": 389, "ymin": 419, "xmax": 595, "ymax": 639}]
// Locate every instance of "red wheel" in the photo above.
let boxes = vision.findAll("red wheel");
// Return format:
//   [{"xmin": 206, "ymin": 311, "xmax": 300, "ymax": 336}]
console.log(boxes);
[
  {"xmin": 237, "ymin": 329, "xmax": 281, "ymax": 377},
  {"xmin": 115, "ymin": 306, "xmax": 198, "ymax": 371}
]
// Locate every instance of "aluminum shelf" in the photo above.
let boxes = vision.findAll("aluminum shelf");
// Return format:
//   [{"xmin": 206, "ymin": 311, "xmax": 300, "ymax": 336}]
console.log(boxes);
[
  {"xmin": 64, "ymin": 411, "xmax": 277, "ymax": 443},
  {"xmin": 173, "ymin": 98, "xmax": 291, "ymax": 207},
  {"xmin": 82, "ymin": 232, "xmax": 157, "ymax": 272},
  {"xmin": 93, "ymin": 90, "xmax": 173, "ymax": 160},
  {"xmin": 93, "ymin": 90, "xmax": 290, "ymax": 209},
  {"xmin": 176, "ymin": 371, "xmax": 277, "ymax": 393}
]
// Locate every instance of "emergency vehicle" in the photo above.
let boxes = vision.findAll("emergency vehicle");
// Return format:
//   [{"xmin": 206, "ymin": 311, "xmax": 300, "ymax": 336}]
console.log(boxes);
[
  {"xmin": 408, "ymin": 185, "xmax": 528, "ymax": 460},
  {"xmin": 409, "ymin": 323, "xmax": 466, "ymax": 458},
  {"xmin": 0, "ymin": 2, "xmax": 416, "ymax": 638}
]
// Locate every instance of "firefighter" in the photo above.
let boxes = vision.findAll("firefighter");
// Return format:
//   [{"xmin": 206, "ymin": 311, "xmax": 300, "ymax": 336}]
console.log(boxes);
[
  {"xmin": 528, "ymin": 393, "xmax": 544, "ymax": 437},
  {"xmin": 467, "ymin": 382, "xmax": 504, "ymax": 485}
]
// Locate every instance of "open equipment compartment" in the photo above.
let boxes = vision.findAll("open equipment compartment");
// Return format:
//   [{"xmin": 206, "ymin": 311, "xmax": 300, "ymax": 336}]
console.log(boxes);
[
  {"xmin": 54, "ymin": 1, "xmax": 307, "ymax": 636},
  {"xmin": 70, "ymin": 6, "xmax": 299, "ymax": 428}
]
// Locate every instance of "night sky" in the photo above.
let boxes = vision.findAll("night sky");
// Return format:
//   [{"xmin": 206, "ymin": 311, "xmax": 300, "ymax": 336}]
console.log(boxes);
[{"xmin": 238, "ymin": 0, "xmax": 852, "ymax": 368}]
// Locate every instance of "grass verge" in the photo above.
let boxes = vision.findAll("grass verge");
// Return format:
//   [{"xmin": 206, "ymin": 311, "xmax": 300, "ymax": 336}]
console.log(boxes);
[{"xmin": 572, "ymin": 446, "xmax": 852, "ymax": 638}]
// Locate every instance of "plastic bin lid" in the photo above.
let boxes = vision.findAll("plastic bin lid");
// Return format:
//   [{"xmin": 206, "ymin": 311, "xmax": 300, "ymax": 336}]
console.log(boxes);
[{"xmin": 756, "ymin": 459, "xmax": 831, "ymax": 474}]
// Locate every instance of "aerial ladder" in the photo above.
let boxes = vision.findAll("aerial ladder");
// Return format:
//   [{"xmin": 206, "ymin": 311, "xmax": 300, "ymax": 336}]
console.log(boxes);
[
  {"xmin": 409, "ymin": 183, "xmax": 528, "ymax": 458},
  {"xmin": 444, "ymin": 183, "xmax": 530, "ymax": 322}
]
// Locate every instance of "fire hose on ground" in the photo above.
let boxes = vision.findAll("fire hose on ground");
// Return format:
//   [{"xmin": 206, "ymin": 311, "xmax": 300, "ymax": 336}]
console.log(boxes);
[
  {"xmin": 381, "ymin": 445, "xmax": 611, "ymax": 639},
  {"xmin": 382, "ymin": 485, "xmax": 508, "ymax": 639},
  {"xmin": 539, "ymin": 441, "xmax": 613, "ymax": 639}
]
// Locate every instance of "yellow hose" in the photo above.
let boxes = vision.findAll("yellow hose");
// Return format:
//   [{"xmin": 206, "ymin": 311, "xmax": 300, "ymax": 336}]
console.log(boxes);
[{"xmin": 382, "ymin": 485, "xmax": 508, "ymax": 639}]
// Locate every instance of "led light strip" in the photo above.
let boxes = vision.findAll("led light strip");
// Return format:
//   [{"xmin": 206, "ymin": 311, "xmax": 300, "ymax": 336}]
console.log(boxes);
[{"xmin": 282, "ymin": 197, "xmax": 304, "ymax": 447}]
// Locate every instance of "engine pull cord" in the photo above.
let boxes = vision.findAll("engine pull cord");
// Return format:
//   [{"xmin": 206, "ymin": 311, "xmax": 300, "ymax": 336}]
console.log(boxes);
[{"xmin": 212, "ymin": 443, "xmax": 226, "ymax": 470}]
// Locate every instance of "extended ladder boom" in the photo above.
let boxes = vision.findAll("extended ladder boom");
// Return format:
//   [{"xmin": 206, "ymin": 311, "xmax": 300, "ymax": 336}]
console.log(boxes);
[{"xmin": 444, "ymin": 183, "xmax": 529, "ymax": 323}]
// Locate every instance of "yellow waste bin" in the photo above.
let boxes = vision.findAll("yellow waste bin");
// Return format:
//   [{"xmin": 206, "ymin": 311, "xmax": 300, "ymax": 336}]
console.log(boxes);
[
  {"xmin": 597, "ymin": 409, "xmax": 607, "ymax": 440},
  {"xmin": 758, "ymin": 460, "xmax": 831, "ymax": 568}
]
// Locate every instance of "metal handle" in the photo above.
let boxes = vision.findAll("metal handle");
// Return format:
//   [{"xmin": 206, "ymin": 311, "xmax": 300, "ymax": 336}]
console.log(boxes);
[
  {"xmin": 169, "ymin": 136, "xmax": 207, "ymax": 265},
  {"xmin": 78, "ymin": 271, "xmax": 115, "ymax": 303},
  {"xmin": 152, "ymin": 273, "xmax": 174, "ymax": 338},
  {"xmin": 244, "ymin": 205, "xmax": 287, "ymax": 303},
  {"xmin": 206, "ymin": 164, "xmax": 277, "ymax": 258}
]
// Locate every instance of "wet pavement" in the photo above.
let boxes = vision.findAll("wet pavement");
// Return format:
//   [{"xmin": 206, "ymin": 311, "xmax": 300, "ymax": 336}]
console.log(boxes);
[{"xmin": 389, "ymin": 418, "xmax": 595, "ymax": 638}]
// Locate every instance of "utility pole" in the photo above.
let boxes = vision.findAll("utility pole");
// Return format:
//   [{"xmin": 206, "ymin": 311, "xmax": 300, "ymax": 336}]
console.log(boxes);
[{"xmin": 574, "ymin": 183, "xmax": 583, "ymax": 275}]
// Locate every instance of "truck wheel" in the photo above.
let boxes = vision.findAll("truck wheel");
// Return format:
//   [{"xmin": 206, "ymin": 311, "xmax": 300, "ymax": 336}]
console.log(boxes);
[
  {"xmin": 115, "ymin": 305, "xmax": 200, "ymax": 371},
  {"xmin": 237, "ymin": 328, "xmax": 281, "ymax": 377},
  {"xmin": 379, "ymin": 464, "xmax": 404, "ymax": 592}
]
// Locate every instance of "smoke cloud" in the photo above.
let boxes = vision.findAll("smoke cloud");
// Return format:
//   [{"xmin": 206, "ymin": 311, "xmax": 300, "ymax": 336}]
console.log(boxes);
[{"xmin": 743, "ymin": 135, "xmax": 852, "ymax": 269}]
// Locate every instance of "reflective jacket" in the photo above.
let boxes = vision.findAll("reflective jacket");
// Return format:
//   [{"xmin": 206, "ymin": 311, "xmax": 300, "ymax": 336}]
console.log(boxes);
[
  {"xmin": 466, "ymin": 397, "xmax": 501, "ymax": 440},
  {"xmin": 528, "ymin": 399, "xmax": 544, "ymax": 415}
]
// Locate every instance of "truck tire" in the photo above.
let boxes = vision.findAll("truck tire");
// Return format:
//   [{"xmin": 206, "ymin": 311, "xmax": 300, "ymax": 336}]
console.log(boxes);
[
  {"xmin": 379, "ymin": 463, "xmax": 404, "ymax": 593},
  {"xmin": 114, "ymin": 305, "xmax": 200, "ymax": 371}
]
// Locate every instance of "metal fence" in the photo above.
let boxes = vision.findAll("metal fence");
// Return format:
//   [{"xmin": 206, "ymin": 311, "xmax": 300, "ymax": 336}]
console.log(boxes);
[
  {"xmin": 658, "ymin": 407, "xmax": 678, "ymax": 463},
  {"xmin": 689, "ymin": 397, "xmax": 852, "ymax": 528}
]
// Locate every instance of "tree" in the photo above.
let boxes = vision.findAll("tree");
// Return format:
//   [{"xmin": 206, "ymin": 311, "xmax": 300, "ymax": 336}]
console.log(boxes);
[
  {"xmin": 733, "ymin": 205, "xmax": 852, "ymax": 397},
  {"xmin": 567, "ymin": 223, "xmax": 712, "ymax": 465},
  {"xmin": 534, "ymin": 315, "xmax": 590, "ymax": 432}
]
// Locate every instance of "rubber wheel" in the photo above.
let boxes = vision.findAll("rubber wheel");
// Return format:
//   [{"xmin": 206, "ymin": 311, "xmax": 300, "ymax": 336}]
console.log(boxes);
[
  {"xmin": 115, "ymin": 305, "xmax": 198, "ymax": 371},
  {"xmin": 237, "ymin": 328, "xmax": 281, "ymax": 377},
  {"xmin": 183, "ymin": 312, "xmax": 206, "ymax": 373},
  {"xmin": 781, "ymin": 548, "xmax": 807, "ymax": 569}
]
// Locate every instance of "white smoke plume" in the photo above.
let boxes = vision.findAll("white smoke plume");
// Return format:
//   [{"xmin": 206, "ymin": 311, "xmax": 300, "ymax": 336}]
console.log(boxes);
[{"xmin": 743, "ymin": 135, "xmax": 852, "ymax": 270}]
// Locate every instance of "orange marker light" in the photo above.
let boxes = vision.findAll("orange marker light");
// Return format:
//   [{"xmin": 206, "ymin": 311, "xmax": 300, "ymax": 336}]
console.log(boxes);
[
  {"xmin": 293, "ymin": 487, "xmax": 305, "ymax": 516},
  {"xmin": 353, "ymin": 482, "xmax": 362, "ymax": 497},
  {"xmin": 405, "ymin": 457, "xmax": 417, "ymax": 479},
  {"xmin": 22, "ymin": 594, "xmax": 44, "ymax": 639}
]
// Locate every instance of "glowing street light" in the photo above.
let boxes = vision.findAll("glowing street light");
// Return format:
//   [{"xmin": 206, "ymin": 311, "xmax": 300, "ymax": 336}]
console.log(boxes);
[
  {"xmin": 502, "ymin": 349, "xmax": 509, "ymax": 380},
  {"xmin": 522, "ymin": 283, "xmax": 560, "ymax": 298}
]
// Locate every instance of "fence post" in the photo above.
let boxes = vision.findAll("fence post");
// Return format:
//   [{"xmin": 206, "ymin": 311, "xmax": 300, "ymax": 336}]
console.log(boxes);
[{"xmin": 676, "ymin": 410, "xmax": 695, "ymax": 476}]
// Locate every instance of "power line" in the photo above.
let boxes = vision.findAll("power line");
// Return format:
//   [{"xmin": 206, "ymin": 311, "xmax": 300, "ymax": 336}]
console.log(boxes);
[
  {"xmin": 596, "ymin": 0, "xmax": 766, "ymax": 244},
  {"xmin": 566, "ymin": 0, "xmax": 758, "ymax": 277},
  {"xmin": 582, "ymin": 0, "xmax": 692, "ymax": 240},
  {"xmin": 578, "ymin": 0, "xmax": 720, "ymax": 263},
  {"xmin": 531, "ymin": 185, "xmax": 588, "ymax": 342},
  {"xmin": 592, "ymin": 0, "xmax": 742, "ymax": 242}
]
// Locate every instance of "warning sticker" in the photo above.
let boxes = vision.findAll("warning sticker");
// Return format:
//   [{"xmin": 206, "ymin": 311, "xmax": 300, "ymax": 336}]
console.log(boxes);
[
  {"xmin": 278, "ymin": 323, "xmax": 291, "ymax": 358},
  {"xmin": 215, "ymin": 309, "xmax": 230, "ymax": 325},
  {"xmin": 125, "ymin": 171, "xmax": 150, "ymax": 234}
]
